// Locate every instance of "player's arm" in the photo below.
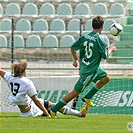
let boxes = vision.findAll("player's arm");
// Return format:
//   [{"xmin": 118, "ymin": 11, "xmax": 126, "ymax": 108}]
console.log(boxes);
[
  {"xmin": 70, "ymin": 47, "xmax": 78, "ymax": 67},
  {"xmin": 99, "ymin": 35, "xmax": 116, "ymax": 59},
  {"xmin": 107, "ymin": 45, "xmax": 117, "ymax": 57},
  {"xmin": 70, "ymin": 36, "xmax": 83, "ymax": 67},
  {"xmin": 31, "ymin": 95, "xmax": 51, "ymax": 118},
  {"xmin": 0, "ymin": 69, "xmax": 6, "ymax": 78}
]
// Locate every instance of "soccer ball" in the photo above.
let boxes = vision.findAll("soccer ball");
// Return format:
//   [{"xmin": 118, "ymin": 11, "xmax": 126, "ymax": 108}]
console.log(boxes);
[{"xmin": 109, "ymin": 23, "xmax": 123, "ymax": 36}]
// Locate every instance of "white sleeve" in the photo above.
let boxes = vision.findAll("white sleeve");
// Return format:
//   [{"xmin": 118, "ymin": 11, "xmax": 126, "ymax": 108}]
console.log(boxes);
[
  {"xmin": 100, "ymin": 35, "xmax": 110, "ymax": 49},
  {"xmin": 3, "ymin": 73, "xmax": 12, "ymax": 82},
  {"xmin": 26, "ymin": 80, "xmax": 37, "ymax": 97}
]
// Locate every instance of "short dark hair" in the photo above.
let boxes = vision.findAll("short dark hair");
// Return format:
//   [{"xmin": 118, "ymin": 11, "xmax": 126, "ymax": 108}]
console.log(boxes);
[{"xmin": 92, "ymin": 16, "xmax": 104, "ymax": 29}]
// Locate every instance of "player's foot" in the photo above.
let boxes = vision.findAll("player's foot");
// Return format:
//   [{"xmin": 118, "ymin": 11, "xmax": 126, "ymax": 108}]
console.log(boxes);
[
  {"xmin": 80, "ymin": 104, "xmax": 89, "ymax": 117},
  {"xmin": 49, "ymin": 110, "xmax": 57, "ymax": 118},
  {"xmin": 82, "ymin": 98, "xmax": 95, "ymax": 107}
]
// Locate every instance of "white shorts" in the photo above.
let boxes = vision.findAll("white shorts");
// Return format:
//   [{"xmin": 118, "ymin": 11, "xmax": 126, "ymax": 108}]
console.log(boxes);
[{"xmin": 20, "ymin": 98, "xmax": 48, "ymax": 117}]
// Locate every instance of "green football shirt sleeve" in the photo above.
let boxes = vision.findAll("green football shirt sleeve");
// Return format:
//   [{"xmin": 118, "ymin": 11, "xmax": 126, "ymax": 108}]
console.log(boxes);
[
  {"xmin": 71, "ymin": 36, "xmax": 84, "ymax": 50},
  {"xmin": 98, "ymin": 35, "xmax": 110, "ymax": 59}
]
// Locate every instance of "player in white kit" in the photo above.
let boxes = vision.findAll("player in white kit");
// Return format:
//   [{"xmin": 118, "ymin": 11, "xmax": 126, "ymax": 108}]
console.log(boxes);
[{"xmin": 0, "ymin": 60, "xmax": 89, "ymax": 117}]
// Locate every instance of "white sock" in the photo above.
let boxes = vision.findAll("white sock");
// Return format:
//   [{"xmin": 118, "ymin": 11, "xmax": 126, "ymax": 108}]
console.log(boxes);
[{"xmin": 63, "ymin": 106, "xmax": 81, "ymax": 117}]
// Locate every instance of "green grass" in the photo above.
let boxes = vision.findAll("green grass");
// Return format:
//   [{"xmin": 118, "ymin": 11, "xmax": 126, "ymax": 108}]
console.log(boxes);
[{"xmin": 0, "ymin": 113, "xmax": 132, "ymax": 133}]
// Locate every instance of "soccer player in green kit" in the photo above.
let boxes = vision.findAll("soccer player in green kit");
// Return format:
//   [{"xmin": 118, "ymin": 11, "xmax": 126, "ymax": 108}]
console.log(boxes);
[{"xmin": 50, "ymin": 16, "xmax": 116, "ymax": 117}]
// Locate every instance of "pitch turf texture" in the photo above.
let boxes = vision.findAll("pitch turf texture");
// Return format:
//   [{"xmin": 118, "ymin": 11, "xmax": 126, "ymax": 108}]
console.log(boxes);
[{"xmin": 0, "ymin": 113, "xmax": 132, "ymax": 133}]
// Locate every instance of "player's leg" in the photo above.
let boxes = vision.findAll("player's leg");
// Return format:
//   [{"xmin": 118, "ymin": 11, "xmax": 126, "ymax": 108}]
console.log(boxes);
[
  {"xmin": 58, "ymin": 104, "xmax": 89, "ymax": 117},
  {"xmin": 62, "ymin": 89, "xmax": 79, "ymax": 102},
  {"xmin": 47, "ymin": 101, "xmax": 55, "ymax": 108},
  {"xmin": 50, "ymin": 89, "xmax": 79, "ymax": 117},
  {"xmin": 48, "ymin": 99, "xmax": 89, "ymax": 117},
  {"xmin": 60, "ymin": 106, "xmax": 81, "ymax": 117},
  {"xmin": 82, "ymin": 67, "xmax": 109, "ymax": 106},
  {"xmin": 96, "ymin": 75, "xmax": 110, "ymax": 88},
  {"xmin": 50, "ymin": 74, "xmax": 92, "ymax": 117}
]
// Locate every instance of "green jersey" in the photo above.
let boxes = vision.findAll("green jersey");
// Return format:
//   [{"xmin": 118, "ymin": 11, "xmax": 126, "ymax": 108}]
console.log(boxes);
[{"xmin": 71, "ymin": 32, "xmax": 110, "ymax": 75}]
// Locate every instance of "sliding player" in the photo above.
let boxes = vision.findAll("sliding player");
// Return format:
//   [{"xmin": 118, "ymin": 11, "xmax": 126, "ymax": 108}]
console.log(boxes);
[{"xmin": 0, "ymin": 60, "xmax": 89, "ymax": 117}]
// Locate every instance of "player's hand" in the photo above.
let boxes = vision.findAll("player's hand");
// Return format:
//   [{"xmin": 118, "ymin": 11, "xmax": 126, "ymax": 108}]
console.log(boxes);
[
  {"xmin": 110, "ymin": 45, "xmax": 116, "ymax": 52},
  {"xmin": 73, "ymin": 60, "xmax": 78, "ymax": 67},
  {"xmin": 47, "ymin": 114, "xmax": 51, "ymax": 118}
]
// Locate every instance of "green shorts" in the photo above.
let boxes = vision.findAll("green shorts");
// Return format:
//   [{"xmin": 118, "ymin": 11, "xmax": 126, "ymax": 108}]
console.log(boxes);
[{"xmin": 74, "ymin": 67, "xmax": 107, "ymax": 93}]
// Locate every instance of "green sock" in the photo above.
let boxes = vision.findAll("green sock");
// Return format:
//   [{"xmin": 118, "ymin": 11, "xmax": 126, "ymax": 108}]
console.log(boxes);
[
  {"xmin": 85, "ymin": 85, "xmax": 99, "ymax": 99},
  {"xmin": 51, "ymin": 99, "xmax": 67, "ymax": 113}
]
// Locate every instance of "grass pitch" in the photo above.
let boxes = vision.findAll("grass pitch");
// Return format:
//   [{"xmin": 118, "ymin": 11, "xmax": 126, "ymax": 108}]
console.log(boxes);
[{"xmin": 0, "ymin": 113, "xmax": 132, "ymax": 133}]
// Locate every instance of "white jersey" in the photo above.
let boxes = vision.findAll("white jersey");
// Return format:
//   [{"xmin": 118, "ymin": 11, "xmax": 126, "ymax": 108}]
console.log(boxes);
[
  {"xmin": 4, "ymin": 73, "xmax": 37, "ymax": 105},
  {"xmin": 4, "ymin": 73, "xmax": 43, "ymax": 117}
]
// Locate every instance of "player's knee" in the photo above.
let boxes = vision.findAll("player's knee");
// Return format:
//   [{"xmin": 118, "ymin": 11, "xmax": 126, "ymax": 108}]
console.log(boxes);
[
  {"xmin": 49, "ymin": 101, "xmax": 55, "ymax": 108},
  {"xmin": 105, "ymin": 75, "xmax": 110, "ymax": 84},
  {"xmin": 100, "ymin": 75, "xmax": 110, "ymax": 85}
]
